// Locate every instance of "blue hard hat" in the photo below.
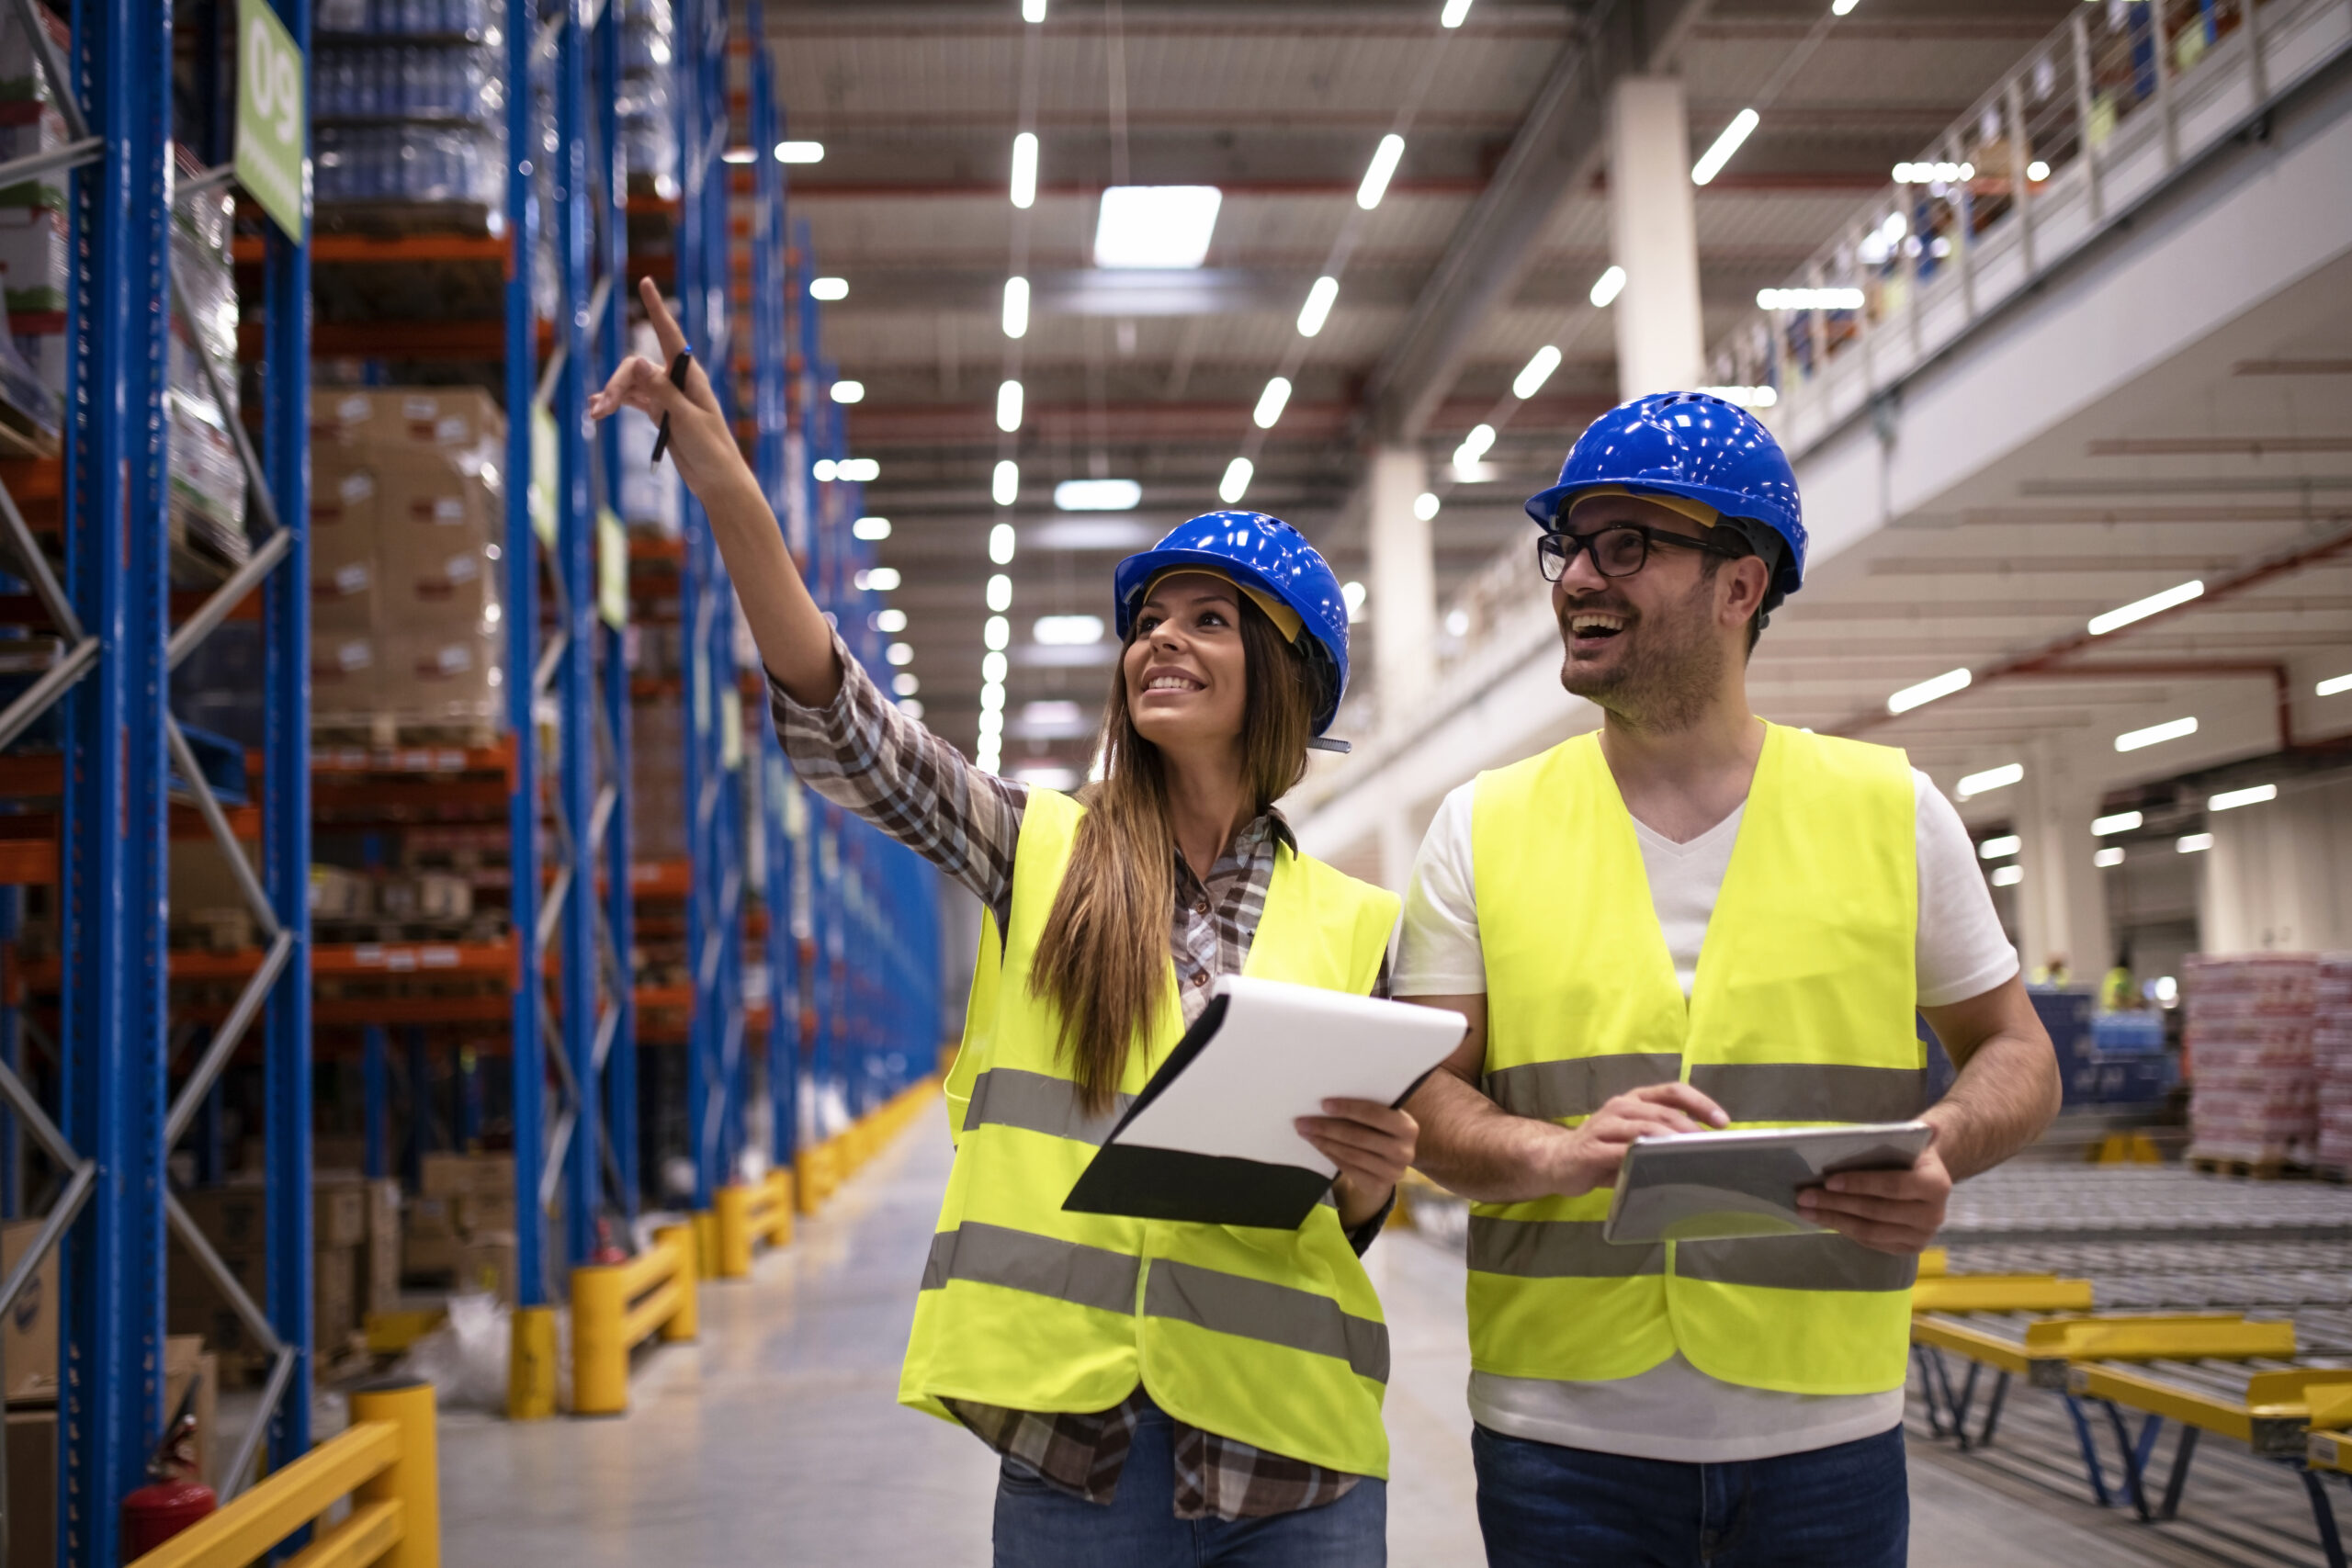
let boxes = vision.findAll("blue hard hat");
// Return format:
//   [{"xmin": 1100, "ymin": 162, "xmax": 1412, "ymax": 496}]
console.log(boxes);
[
  {"xmin": 1525, "ymin": 391, "xmax": 1807, "ymax": 604},
  {"xmin": 1113, "ymin": 510, "xmax": 1350, "ymax": 736}
]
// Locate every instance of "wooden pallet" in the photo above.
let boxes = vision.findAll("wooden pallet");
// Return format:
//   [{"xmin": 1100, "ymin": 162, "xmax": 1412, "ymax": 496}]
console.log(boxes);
[
  {"xmin": 312, "ymin": 714, "xmax": 502, "ymax": 750},
  {"xmin": 2189, "ymin": 1155, "xmax": 2312, "ymax": 1180}
]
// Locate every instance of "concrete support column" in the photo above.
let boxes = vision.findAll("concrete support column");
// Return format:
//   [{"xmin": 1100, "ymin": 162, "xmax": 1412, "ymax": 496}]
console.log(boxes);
[
  {"xmin": 1608, "ymin": 77, "xmax": 1706, "ymax": 400},
  {"xmin": 2016, "ymin": 748, "xmax": 2110, "ymax": 987},
  {"xmin": 1368, "ymin": 445, "xmax": 1436, "ymax": 721}
]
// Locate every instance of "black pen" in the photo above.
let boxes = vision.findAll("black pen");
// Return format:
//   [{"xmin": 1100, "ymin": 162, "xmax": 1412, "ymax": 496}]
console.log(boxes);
[{"xmin": 650, "ymin": 346, "xmax": 694, "ymax": 465}]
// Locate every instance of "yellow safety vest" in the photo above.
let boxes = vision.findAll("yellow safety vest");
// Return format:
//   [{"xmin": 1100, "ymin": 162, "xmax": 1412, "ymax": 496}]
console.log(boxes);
[
  {"xmin": 899, "ymin": 787, "xmax": 1402, "ymax": 1476},
  {"xmin": 1466, "ymin": 724, "xmax": 1923, "ymax": 1395}
]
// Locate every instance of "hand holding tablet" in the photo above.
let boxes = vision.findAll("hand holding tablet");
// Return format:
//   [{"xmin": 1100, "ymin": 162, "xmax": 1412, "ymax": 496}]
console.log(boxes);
[{"xmin": 1602, "ymin": 1122, "xmax": 1934, "ymax": 1245}]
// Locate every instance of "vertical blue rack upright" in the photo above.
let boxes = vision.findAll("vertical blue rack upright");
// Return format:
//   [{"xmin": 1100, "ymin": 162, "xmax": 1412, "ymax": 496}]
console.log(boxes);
[{"xmin": 0, "ymin": 0, "xmax": 316, "ymax": 1557}]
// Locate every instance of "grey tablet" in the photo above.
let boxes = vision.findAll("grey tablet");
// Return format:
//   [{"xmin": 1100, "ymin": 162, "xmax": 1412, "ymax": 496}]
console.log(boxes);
[{"xmin": 1601, "ymin": 1122, "xmax": 1933, "ymax": 1246}]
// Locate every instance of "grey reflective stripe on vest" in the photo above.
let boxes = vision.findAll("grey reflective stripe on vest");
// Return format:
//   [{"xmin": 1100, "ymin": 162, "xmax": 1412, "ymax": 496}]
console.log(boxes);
[
  {"xmin": 1674, "ymin": 1233, "xmax": 1919, "ymax": 1292},
  {"xmin": 1483, "ymin": 1055, "xmax": 1680, "ymax": 1122},
  {"xmin": 1466, "ymin": 1217, "xmax": 1664, "ymax": 1279},
  {"xmin": 1143, "ymin": 1258, "xmax": 1391, "ymax": 1383},
  {"xmin": 1687, "ymin": 1063, "xmax": 1927, "ymax": 1125},
  {"xmin": 965, "ymin": 1068, "xmax": 1134, "ymax": 1146},
  {"xmin": 921, "ymin": 1222, "xmax": 1140, "ymax": 1315}
]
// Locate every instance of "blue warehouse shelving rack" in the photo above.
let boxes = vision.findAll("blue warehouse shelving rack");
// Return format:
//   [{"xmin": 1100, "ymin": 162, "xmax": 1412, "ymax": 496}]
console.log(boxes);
[{"xmin": 0, "ymin": 0, "xmax": 320, "ymax": 1557}]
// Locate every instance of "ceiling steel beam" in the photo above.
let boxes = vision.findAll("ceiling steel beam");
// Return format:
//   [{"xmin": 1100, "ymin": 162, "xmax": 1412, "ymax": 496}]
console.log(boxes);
[{"xmin": 1356, "ymin": 0, "xmax": 1707, "ymax": 444}]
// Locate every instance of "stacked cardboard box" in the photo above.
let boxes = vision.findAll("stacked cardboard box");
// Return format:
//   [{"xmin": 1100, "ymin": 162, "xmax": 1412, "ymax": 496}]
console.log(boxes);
[
  {"xmin": 167, "ymin": 1175, "xmax": 401, "ymax": 1376},
  {"xmin": 630, "ymin": 700, "xmax": 688, "ymax": 860},
  {"xmin": 2184, "ymin": 953, "xmax": 2319, "ymax": 1167},
  {"xmin": 2315, "ymin": 955, "xmax": 2352, "ymax": 1174},
  {"xmin": 310, "ymin": 388, "xmax": 507, "ymax": 737},
  {"xmin": 407, "ymin": 1152, "xmax": 524, "ymax": 1303}
]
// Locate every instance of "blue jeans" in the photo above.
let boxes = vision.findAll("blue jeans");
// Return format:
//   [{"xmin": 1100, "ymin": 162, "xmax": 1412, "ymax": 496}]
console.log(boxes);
[
  {"xmin": 991, "ymin": 1400, "xmax": 1386, "ymax": 1568},
  {"xmin": 1471, "ymin": 1423, "xmax": 1907, "ymax": 1568}
]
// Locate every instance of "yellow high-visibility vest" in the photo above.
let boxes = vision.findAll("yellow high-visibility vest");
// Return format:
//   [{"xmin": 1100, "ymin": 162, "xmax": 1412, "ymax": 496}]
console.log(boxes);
[
  {"xmin": 901, "ymin": 787, "xmax": 1402, "ymax": 1475},
  {"xmin": 1467, "ymin": 724, "xmax": 1922, "ymax": 1395}
]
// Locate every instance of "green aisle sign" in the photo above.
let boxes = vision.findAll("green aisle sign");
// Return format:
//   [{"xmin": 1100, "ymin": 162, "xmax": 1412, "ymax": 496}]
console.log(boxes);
[{"xmin": 234, "ymin": 0, "xmax": 307, "ymax": 238}]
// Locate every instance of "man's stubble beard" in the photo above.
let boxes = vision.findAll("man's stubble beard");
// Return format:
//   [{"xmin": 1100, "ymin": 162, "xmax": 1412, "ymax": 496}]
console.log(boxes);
[{"xmin": 1557, "ymin": 571, "xmax": 1725, "ymax": 735}]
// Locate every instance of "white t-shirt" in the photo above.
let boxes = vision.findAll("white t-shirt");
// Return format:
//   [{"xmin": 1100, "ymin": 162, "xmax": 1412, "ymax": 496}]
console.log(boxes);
[{"xmin": 1396, "ymin": 766, "xmax": 2018, "ymax": 1462}]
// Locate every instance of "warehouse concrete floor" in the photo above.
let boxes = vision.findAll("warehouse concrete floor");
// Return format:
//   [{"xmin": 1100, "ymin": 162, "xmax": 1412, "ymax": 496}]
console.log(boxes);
[{"xmin": 433, "ymin": 1109, "xmax": 2252, "ymax": 1566}]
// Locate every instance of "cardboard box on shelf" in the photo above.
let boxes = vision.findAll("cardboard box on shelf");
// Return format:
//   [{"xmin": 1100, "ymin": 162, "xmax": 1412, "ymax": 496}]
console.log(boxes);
[
  {"xmin": 420, "ymin": 1151, "xmax": 514, "ymax": 1201},
  {"xmin": 311, "ymin": 387, "xmax": 505, "ymax": 453},
  {"xmin": 168, "ymin": 840, "xmax": 263, "ymax": 924},
  {"xmin": 5, "ymin": 1407, "xmax": 53, "ymax": 1566},
  {"xmin": 458, "ymin": 1232, "xmax": 520, "ymax": 1304},
  {"xmin": 166, "ymin": 1241, "xmax": 362, "ymax": 1369},
  {"xmin": 1, "ymin": 1219, "xmax": 59, "ymax": 1401},
  {"xmin": 454, "ymin": 1192, "xmax": 516, "ymax": 1236},
  {"xmin": 377, "ymin": 631, "xmax": 500, "ymax": 726},
  {"xmin": 310, "ymin": 864, "xmax": 370, "ymax": 921},
  {"xmin": 176, "ymin": 1179, "xmax": 369, "ymax": 1257}
]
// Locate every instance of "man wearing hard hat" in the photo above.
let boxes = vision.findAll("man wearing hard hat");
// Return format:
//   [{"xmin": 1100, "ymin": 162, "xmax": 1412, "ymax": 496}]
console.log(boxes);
[{"xmin": 1400, "ymin": 392, "xmax": 2062, "ymax": 1565}]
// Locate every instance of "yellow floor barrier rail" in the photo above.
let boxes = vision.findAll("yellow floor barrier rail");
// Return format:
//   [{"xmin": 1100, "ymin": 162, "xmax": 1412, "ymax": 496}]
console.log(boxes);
[
  {"xmin": 572, "ymin": 1221, "xmax": 700, "ymax": 1417},
  {"xmin": 1911, "ymin": 1271, "xmax": 2095, "ymax": 1314},
  {"xmin": 128, "ymin": 1381, "xmax": 439, "ymax": 1568},
  {"xmin": 715, "ymin": 1168, "xmax": 797, "ymax": 1277},
  {"xmin": 797, "ymin": 1077, "xmax": 942, "ymax": 1214}
]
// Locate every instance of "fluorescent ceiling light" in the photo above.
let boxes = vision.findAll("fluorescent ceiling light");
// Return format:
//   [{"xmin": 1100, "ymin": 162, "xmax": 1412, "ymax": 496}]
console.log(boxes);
[
  {"xmin": 1453, "ymin": 423, "xmax": 1497, "ymax": 471},
  {"xmin": 721, "ymin": 146, "xmax": 755, "ymax": 165},
  {"xmin": 2091, "ymin": 810, "xmax": 2142, "ymax": 836},
  {"xmin": 1888, "ymin": 667, "xmax": 1970, "ymax": 715},
  {"xmin": 981, "ymin": 651, "xmax": 1009, "ymax": 682},
  {"xmin": 1440, "ymin": 0, "xmax": 1474, "ymax": 25},
  {"xmin": 1252, "ymin": 377, "xmax": 1292, "ymax": 430},
  {"xmin": 2319, "ymin": 672, "xmax": 2352, "ymax": 696},
  {"xmin": 1690, "ymin": 107, "xmax": 1759, "ymax": 186},
  {"xmin": 1054, "ymin": 479, "xmax": 1141, "ymax": 511},
  {"xmin": 1357, "ymin": 134, "xmax": 1405, "ymax": 210},
  {"xmin": 2209, "ymin": 783, "xmax": 2277, "ymax": 812},
  {"xmin": 1445, "ymin": 608, "xmax": 1470, "ymax": 637},
  {"xmin": 1699, "ymin": 383, "xmax": 1778, "ymax": 409},
  {"xmin": 808, "ymin": 276, "xmax": 848, "ymax": 301},
  {"xmin": 993, "ymin": 460, "xmax": 1019, "ymax": 506},
  {"xmin": 984, "ymin": 615, "xmax": 1010, "ymax": 650},
  {"xmin": 1013, "ymin": 765, "xmax": 1079, "ymax": 790},
  {"xmin": 1020, "ymin": 699, "xmax": 1086, "ymax": 727},
  {"xmin": 1341, "ymin": 581, "xmax": 1366, "ymax": 622},
  {"xmin": 1894, "ymin": 161, "xmax": 1974, "ymax": 185},
  {"xmin": 892, "ymin": 672, "xmax": 920, "ymax": 696},
  {"xmin": 2116, "ymin": 716, "xmax": 2197, "ymax": 752},
  {"xmin": 776, "ymin": 141, "xmax": 823, "ymax": 164},
  {"xmin": 854, "ymin": 567, "xmax": 900, "ymax": 592},
  {"xmin": 1977, "ymin": 834, "xmax": 2021, "ymax": 861},
  {"xmin": 829, "ymin": 379, "xmax": 865, "ymax": 404},
  {"xmin": 1413, "ymin": 491, "xmax": 1440, "ymax": 522},
  {"xmin": 1022, "ymin": 0, "xmax": 1046, "ymax": 19},
  {"xmin": 2027, "ymin": 159, "xmax": 2051, "ymax": 181},
  {"xmin": 989, "ymin": 523, "xmax": 1016, "ymax": 564},
  {"xmin": 1512, "ymin": 344, "xmax": 1562, "ymax": 400},
  {"xmin": 2177, "ymin": 832, "xmax": 2213, "ymax": 854},
  {"xmin": 1957, "ymin": 761, "xmax": 2022, "ymax": 798},
  {"xmin": 1011, "ymin": 132, "xmax": 1038, "ymax": 209},
  {"xmin": 852, "ymin": 515, "xmax": 890, "ymax": 540},
  {"xmin": 830, "ymin": 457, "xmax": 878, "ymax": 482},
  {"xmin": 1589, "ymin": 265, "xmax": 1626, "ymax": 308},
  {"xmin": 1034, "ymin": 615, "xmax": 1104, "ymax": 646},
  {"xmin": 987, "ymin": 573, "xmax": 1012, "ymax": 613},
  {"xmin": 2088, "ymin": 579, "xmax": 2202, "ymax": 636},
  {"xmin": 2094, "ymin": 846, "xmax": 2125, "ymax": 868},
  {"xmin": 1002, "ymin": 276, "xmax": 1029, "ymax": 339},
  {"xmin": 899, "ymin": 697, "xmax": 925, "ymax": 719},
  {"xmin": 874, "ymin": 607, "xmax": 907, "ymax": 633},
  {"xmin": 812, "ymin": 459, "xmax": 834, "ymax": 480},
  {"xmin": 1452, "ymin": 460, "xmax": 1497, "ymax": 484},
  {"xmin": 1832, "ymin": 0, "xmax": 1859, "ymax": 13},
  {"xmin": 997, "ymin": 379, "xmax": 1023, "ymax": 433},
  {"xmin": 1989, "ymin": 864, "xmax": 2024, "ymax": 887},
  {"xmin": 1217, "ymin": 457, "xmax": 1253, "ymax": 505},
  {"xmin": 1094, "ymin": 186, "xmax": 1222, "ymax": 269},
  {"xmin": 1758, "ymin": 288, "xmax": 1864, "ymax": 310},
  {"xmin": 1297, "ymin": 276, "xmax": 1339, "ymax": 337},
  {"xmin": 886, "ymin": 642, "xmax": 914, "ymax": 667}
]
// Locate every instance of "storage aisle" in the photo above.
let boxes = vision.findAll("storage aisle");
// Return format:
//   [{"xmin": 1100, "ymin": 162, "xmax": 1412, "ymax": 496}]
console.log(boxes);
[{"xmin": 429, "ymin": 1106, "xmax": 2222, "ymax": 1566}]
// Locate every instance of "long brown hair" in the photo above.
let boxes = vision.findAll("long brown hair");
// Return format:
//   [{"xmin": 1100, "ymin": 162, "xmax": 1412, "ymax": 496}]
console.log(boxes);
[{"xmin": 1030, "ymin": 592, "xmax": 1319, "ymax": 1111}]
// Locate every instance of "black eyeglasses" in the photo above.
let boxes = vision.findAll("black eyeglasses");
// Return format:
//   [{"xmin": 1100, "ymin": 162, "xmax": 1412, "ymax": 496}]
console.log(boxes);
[{"xmin": 1535, "ymin": 522, "xmax": 1750, "ymax": 583}]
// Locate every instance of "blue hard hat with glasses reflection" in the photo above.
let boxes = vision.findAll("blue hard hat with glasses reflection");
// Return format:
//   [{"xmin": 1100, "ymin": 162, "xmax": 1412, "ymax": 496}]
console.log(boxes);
[
  {"xmin": 1113, "ymin": 510, "xmax": 1351, "ymax": 739},
  {"xmin": 1526, "ymin": 391, "xmax": 1807, "ymax": 606}
]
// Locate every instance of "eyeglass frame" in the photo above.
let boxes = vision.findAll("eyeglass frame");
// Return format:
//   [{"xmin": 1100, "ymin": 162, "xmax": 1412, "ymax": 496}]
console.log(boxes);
[{"xmin": 1534, "ymin": 519, "xmax": 1753, "ymax": 583}]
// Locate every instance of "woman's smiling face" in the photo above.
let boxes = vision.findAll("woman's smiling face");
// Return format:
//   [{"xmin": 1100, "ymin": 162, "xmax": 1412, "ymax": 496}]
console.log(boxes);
[{"xmin": 1123, "ymin": 571, "xmax": 1250, "ymax": 755}]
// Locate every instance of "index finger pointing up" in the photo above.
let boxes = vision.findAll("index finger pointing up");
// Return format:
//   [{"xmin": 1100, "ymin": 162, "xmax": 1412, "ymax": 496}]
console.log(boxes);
[{"xmin": 639, "ymin": 276, "xmax": 689, "ymax": 360}]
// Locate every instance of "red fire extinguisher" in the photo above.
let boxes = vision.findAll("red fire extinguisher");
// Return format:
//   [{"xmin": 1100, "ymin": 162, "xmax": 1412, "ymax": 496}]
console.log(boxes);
[{"xmin": 122, "ymin": 1385, "xmax": 215, "ymax": 1557}]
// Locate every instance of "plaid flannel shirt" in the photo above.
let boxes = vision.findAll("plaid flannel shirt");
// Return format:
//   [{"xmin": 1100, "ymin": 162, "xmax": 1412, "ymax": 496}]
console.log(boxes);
[{"xmin": 770, "ymin": 634, "xmax": 1385, "ymax": 1519}]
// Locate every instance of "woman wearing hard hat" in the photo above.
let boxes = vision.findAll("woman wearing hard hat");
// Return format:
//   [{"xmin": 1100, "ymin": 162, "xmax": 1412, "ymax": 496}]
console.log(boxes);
[{"xmin": 592, "ymin": 279, "xmax": 1409, "ymax": 1564}]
